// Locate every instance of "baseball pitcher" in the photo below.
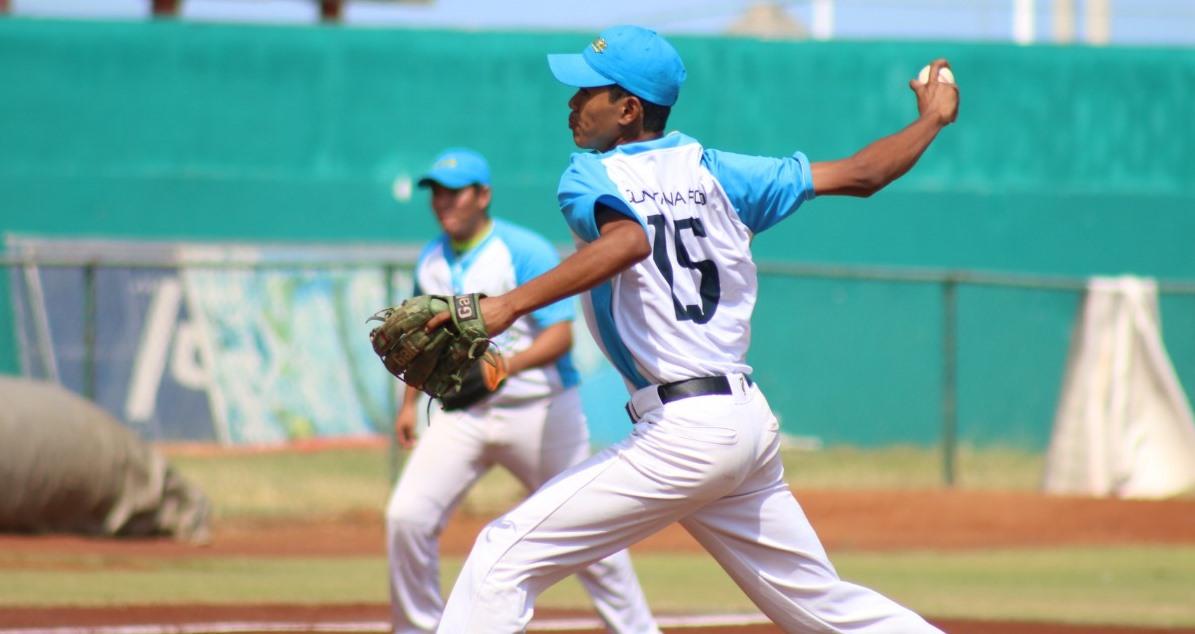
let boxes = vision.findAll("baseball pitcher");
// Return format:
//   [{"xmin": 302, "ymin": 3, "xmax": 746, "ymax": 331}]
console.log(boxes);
[{"xmin": 406, "ymin": 26, "xmax": 961, "ymax": 633}]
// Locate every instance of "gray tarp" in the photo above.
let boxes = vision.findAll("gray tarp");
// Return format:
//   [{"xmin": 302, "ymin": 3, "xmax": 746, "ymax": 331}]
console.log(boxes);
[{"xmin": 0, "ymin": 376, "xmax": 210, "ymax": 542}]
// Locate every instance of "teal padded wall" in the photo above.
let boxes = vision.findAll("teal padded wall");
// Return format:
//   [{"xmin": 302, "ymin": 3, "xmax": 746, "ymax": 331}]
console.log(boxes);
[{"xmin": 3, "ymin": 19, "xmax": 1194, "ymax": 448}]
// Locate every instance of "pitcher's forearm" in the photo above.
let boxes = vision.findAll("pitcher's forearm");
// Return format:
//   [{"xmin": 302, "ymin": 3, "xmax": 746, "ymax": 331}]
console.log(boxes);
[
  {"xmin": 852, "ymin": 114, "xmax": 944, "ymax": 190},
  {"xmin": 814, "ymin": 114, "xmax": 945, "ymax": 197},
  {"xmin": 502, "ymin": 218, "xmax": 650, "ymax": 321}
]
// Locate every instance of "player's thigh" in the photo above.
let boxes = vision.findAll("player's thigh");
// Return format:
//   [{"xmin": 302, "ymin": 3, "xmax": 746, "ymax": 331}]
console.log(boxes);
[
  {"xmin": 680, "ymin": 473, "xmax": 943, "ymax": 633},
  {"xmin": 386, "ymin": 409, "xmax": 492, "ymax": 526},
  {"xmin": 497, "ymin": 389, "xmax": 591, "ymax": 490},
  {"xmin": 672, "ymin": 393, "xmax": 840, "ymax": 580},
  {"xmin": 479, "ymin": 392, "xmax": 772, "ymax": 572},
  {"xmin": 680, "ymin": 476, "xmax": 835, "ymax": 585},
  {"xmin": 471, "ymin": 446, "xmax": 665, "ymax": 583},
  {"xmin": 478, "ymin": 424, "xmax": 724, "ymax": 574}
]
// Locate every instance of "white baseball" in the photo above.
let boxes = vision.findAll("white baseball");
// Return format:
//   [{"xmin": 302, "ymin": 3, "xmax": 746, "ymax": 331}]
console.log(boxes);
[{"xmin": 917, "ymin": 65, "xmax": 955, "ymax": 85}]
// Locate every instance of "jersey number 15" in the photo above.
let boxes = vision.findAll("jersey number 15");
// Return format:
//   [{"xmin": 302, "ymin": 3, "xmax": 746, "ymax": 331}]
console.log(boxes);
[{"xmin": 646, "ymin": 214, "xmax": 721, "ymax": 325}]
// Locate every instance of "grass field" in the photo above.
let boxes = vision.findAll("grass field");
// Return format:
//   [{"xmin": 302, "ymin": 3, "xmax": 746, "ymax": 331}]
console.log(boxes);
[
  {"xmin": 3, "ymin": 548, "xmax": 1193, "ymax": 627},
  {"xmin": 10, "ymin": 443, "xmax": 1187, "ymax": 630},
  {"xmin": 166, "ymin": 443, "xmax": 1046, "ymax": 520}
]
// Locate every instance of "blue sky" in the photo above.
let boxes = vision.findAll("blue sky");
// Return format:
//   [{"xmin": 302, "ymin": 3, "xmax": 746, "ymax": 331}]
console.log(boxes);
[{"xmin": 10, "ymin": 0, "xmax": 1195, "ymax": 47}]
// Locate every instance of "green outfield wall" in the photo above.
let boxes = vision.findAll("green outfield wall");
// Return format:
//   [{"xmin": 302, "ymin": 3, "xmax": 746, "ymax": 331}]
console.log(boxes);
[{"xmin": 3, "ymin": 18, "xmax": 1194, "ymax": 450}]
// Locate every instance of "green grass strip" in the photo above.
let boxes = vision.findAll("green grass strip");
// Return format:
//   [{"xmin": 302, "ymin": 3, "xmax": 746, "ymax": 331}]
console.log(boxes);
[
  {"xmin": 835, "ymin": 547, "xmax": 1195, "ymax": 627},
  {"xmin": 3, "ymin": 547, "xmax": 1192, "ymax": 628},
  {"xmin": 170, "ymin": 445, "xmax": 1048, "ymax": 521},
  {"xmin": 781, "ymin": 444, "xmax": 1045, "ymax": 490},
  {"xmin": 0, "ymin": 555, "xmax": 388, "ymax": 605},
  {"xmin": 171, "ymin": 448, "xmax": 396, "ymax": 519}
]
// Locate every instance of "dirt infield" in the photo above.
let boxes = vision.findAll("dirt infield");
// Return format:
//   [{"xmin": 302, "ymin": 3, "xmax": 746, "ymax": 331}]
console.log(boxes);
[
  {"xmin": 1, "ymin": 605, "xmax": 1191, "ymax": 634},
  {"xmin": 6, "ymin": 489, "xmax": 1193, "ymax": 558},
  {"xmin": 3, "ymin": 489, "xmax": 1195, "ymax": 633}
]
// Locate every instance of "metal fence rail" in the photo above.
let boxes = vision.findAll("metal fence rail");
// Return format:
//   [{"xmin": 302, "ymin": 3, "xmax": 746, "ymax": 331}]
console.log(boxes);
[
  {"xmin": 5, "ymin": 254, "xmax": 1195, "ymax": 486},
  {"xmin": 754, "ymin": 261, "xmax": 1195, "ymax": 484}
]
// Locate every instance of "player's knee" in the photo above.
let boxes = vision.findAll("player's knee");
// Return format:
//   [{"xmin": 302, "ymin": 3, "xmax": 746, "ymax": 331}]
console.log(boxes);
[
  {"xmin": 581, "ymin": 554, "xmax": 618, "ymax": 579},
  {"xmin": 478, "ymin": 516, "xmax": 520, "ymax": 550},
  {"xmin": 458, "ymin": 515, "xmax": 522, "ymax": 577},
  {"xmin": 385, "ymin": 500, "xmax": 438, "ymax": 537}
]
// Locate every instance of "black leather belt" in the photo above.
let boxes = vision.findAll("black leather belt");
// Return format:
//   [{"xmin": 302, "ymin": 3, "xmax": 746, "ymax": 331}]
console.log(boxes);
[
  {"xmin": 627, "ymin": 374, "xmax": 753, "ymax": 422},
  {"xmin": 658, "ymin": 375, "xmax": 749, "ymax": 403}
]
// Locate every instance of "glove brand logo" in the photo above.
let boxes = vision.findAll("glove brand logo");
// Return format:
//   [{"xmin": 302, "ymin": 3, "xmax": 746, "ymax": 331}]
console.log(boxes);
[
  {"xmin": 455, "ymin": 295, "xmax": 476, "ymax": 319},
  {"xmin": 591, "ymin": 37, "xmax": 607, "ymax": 53}
]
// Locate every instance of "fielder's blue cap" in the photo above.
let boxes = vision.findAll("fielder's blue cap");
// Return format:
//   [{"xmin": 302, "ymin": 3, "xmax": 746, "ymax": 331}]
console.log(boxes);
[
  {"xmin": 547, "ymin": 25, "xmax": 686, "ymax": 107},
  {"xmin": 417, "ymin": 147, "xmax": 491, "ymax": 189}
]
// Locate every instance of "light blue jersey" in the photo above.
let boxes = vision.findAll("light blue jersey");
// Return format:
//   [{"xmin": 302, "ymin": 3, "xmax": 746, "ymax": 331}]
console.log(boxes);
[
  {"xmin": 556, "ymin": 132, "xmax": 815, "ymax": 390},
  {"xmin": 414, "ymin": 218, "xmax": 580, "ymax": 401}
]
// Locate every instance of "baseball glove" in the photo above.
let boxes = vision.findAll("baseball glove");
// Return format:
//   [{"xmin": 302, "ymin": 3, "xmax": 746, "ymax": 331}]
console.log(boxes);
[
  {"xmin": 439, "ymin": 354, "xmax": 508, "ymax": 410},
  {"xmin": 367, "ymin": 294, "xmax": 507, "ymax": 400}
]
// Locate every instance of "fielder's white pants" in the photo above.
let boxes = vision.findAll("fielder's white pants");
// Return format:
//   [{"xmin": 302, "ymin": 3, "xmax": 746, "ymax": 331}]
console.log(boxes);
[
  {"xmin": 437, "ymin": 376, "xmax": 943, "ymax": 634},
  {"xmin": 385, "ymin": 388, "xmax": 658, "ymax": 634}
]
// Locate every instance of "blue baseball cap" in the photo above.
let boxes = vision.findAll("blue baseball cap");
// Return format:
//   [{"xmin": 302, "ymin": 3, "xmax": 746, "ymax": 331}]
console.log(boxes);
[
  {"xmin": 417, "ymin": 148, "xmax": 491, "ymax": 189},
  {"xmin": 547, "ymin": 25, "xmax": 686, "ymax": 107}
]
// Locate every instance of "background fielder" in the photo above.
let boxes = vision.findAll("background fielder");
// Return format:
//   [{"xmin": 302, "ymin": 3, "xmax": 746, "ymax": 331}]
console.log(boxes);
[
  {"xmin": 434, "ymin": 26, "xmax": 959, "ymax": 633},
  {"xmin": 383, "ymin": 147, "xmax": 658, "ymax": 633}
]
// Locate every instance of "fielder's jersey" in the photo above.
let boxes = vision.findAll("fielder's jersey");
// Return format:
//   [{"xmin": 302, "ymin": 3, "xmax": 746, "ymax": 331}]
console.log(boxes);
[
  {"xmin": 413, "ymin": 218, "xmax": 580, "ymax": 403},
  {"xmin": 557, "ymin": 132, "xmax": 815, "ymax": 390}
]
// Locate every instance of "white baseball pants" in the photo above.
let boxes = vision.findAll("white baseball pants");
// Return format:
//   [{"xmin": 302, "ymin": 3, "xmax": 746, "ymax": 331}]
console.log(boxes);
[
  {"xmin": 385, "ymin": 388, "xmax": 658, "ymax": 634},
  {"xmin": 437, "ymin": 375, "xmax": 943, "ymax": 633}
]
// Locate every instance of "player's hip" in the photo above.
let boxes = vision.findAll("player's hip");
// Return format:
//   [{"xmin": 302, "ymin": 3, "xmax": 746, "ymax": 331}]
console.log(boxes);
[
  {"xmin": 626, "ymin": 373, "xmax": 778, "ymax": 449},
  {"xmin": 615, "ymin": 379, "xmax": 781, "ymax": 500},
  {"xmin": 625, "ymin": 372, "xmax": 756, "ymax": 422}
]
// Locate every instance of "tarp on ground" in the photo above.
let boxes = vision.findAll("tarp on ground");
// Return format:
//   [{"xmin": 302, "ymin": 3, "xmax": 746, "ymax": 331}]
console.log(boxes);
[{"xmin": 0, "ymin": 376, "xmax": 211, "ymax": 542}]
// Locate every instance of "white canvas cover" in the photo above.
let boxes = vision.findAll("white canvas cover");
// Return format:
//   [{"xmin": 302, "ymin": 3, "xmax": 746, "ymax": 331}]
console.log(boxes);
[{"xmin": 1044, "ymin": 276, "xmax": 1195, "ymax": 498}]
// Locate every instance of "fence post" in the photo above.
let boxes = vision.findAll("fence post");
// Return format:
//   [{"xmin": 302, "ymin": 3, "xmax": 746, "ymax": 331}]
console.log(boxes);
[
  {"xmin": 83, "ymin": 261, "xmax": 97, "ymax": 401},
  {"xmin": 941, "ymin": 276, "xmax": 958, "ymax": 486}
]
